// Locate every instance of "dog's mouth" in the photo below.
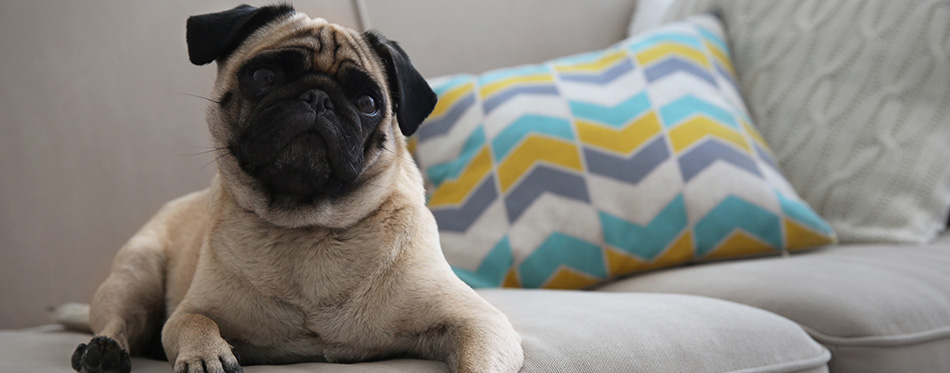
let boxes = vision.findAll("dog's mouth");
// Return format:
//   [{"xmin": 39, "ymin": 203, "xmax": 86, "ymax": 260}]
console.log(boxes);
[{"xmin": 231, "ymin": 113, "xmax": 364, "ymax": 203}]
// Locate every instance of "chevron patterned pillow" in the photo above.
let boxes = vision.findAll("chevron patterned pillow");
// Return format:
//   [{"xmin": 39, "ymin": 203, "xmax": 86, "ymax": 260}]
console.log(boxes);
[{"xmin": 412, "ymin": 14, "xmax": 836, "ymax": 290}]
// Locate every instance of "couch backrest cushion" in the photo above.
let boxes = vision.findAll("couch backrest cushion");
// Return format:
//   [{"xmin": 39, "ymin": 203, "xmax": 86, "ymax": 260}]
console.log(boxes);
[
  {"xmin": 412, "ymin": 14, "xmax": 835, "ymax": 289},
  {"xmin": 663, "ymin": 0, "xmax": 950, "ymax": 244}
]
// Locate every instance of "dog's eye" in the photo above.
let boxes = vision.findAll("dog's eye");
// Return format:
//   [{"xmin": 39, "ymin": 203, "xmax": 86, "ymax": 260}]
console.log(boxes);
[
  {"xmin": 355, "ymin": 95, "xmax": 377, "ymax": 115},
  {"xmin": 252, "ymin": 68, "xmax": 277, "ymax": 86}
]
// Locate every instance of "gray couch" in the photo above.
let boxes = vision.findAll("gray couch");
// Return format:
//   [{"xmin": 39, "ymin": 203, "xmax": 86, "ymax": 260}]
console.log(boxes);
[
  {"xmin": 8, "ymin": 236, "xmax": 950, "ymax": 372},
  {"xmin": 2, "ymin": 1, "xmax": 948, "ymax": 372}
]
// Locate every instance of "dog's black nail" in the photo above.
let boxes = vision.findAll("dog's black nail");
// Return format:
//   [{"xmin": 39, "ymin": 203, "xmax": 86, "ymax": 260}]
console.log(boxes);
[
  {"xmin": 85, "ymin": 339, "xmax": 103, "ymax": 366},
  {"xmin": 73, "ymin": 337, "xmax": 132, "ymax": 373},
  {"xmin": 222, "ymin": 353, "xmax": 244, "ymax": 373},
  {"xmin": 71, "ymin": 343, "xmax": 87, "ymax": 371},
  {"xmin": 231, "ymin": 347, "xmax": 241, "ymax": 363}
]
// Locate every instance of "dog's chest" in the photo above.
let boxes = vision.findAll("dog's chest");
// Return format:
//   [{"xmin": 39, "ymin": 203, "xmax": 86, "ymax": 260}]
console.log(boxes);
[{"xmin": 209, "ymin": 226, "xmax": 398, "ymax": 362}]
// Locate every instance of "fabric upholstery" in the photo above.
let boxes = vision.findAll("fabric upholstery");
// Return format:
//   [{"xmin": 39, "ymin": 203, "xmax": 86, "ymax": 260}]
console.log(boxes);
[
  {"xmin": 0, "ymin": 291, "xmax": 830, "ymax": 373},
  {"xmin": 596, "ymin": 234, "xmax": 950, "ymax": 372},
  {"xmin": 628, "ymin": 0, "xmax": 677, "ymax": 36},
  {"xmin": 413, "ymin": 14, "xmax": 834, "ymax": 290},
  {"xmin": 662, "ymin": 0, "xmax": 950, "ymax": 243}
]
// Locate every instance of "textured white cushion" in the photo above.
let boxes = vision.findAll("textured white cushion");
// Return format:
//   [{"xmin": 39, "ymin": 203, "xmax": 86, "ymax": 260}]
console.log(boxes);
[
  {"xmin": 596, "ymin": 233, "xmax": 950, "ymax": 372},
  {"xmin": 627, "ymin": 0, "xmax": 677, "ymax": 36},
  {"xmin": 662, "ymin": 0, "xmax": 950, "ymax": 243},
  {"xmin": 1, "ymin": 291, "xmax": 830, "ymax": 373}
]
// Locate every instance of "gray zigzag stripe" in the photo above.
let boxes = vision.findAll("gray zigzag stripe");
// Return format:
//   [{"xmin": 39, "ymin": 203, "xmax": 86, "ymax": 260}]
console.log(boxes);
[
  {"xmin": 678, "ymin": 140, "xmax": 762, "ymax": 182},
  {"xmin": 644, "ymin": 58, "xmax": 717, "ymax": 87},
  {"xmin": 504, "ymin": 165, "xmax": 589, "ymax": 223},
  {"xmin": 430, "ymin": 174, "xmax": 499, "ymax": 233},
  {"xmin": 418, "ymin": 93, "xmax": 477, "ymax": 141},
  {"xmin": 559, "ymin": 58, "xmax": 634, "ymax": 85},
  {"xmin": 754, "ymin": 143, "xmax": 780, "ymax": 173},
  {"xmin": 584, "ymin": 136, "xmax": 670, "ymax": 184},
  {"xmin": 483, "ymin": 85, "xmax": 559, "ymax": 114},
  {"xmin": 715, "ymin": 63, "xmax": 738, "ymax": 90}
]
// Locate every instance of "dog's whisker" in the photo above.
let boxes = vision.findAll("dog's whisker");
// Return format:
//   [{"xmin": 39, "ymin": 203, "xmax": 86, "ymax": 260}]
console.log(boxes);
[
  {"xmin": 379, "ymin": 145, "xmax": 415, "ymax": 163},
  {"xmin": 181, "ymin": 93, "xmax": 221, "ymax": 104},
  {"xmin": 178, "ymin": 147, "xmax": 228, "ymax": 157},
  {"xmin": 201, "ymin": 152, "xmax": 230, "ymax": 169}
]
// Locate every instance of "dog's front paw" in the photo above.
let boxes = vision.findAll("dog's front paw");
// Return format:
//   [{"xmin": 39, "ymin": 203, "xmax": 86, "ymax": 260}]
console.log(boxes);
[
  {"xmin": 71, "ymin": 336, "xmax": 132, "ymax": 373},
  {"xmin": 173, "ymin": 345, "xmax": 242, "ymax": 373},
  {"xmin": 455, "ymin": 319, "xmax": 524, "ymax": 373}
]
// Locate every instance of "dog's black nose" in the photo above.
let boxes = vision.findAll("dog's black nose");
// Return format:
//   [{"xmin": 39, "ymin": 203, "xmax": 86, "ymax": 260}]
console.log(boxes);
[{"xmin": 299, "ymin": 89, "xmax": 333, "ymax": 113}]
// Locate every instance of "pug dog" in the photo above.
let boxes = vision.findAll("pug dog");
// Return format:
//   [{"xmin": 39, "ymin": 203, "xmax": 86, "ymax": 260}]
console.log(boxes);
[{"xmin": 70, "ymin": 4, "xmax": 523, "ymax": 373}]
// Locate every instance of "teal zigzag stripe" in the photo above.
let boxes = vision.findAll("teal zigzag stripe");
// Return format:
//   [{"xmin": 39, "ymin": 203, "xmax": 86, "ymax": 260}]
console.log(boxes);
[
  {"xmin": 490, "ymin": 114, "xmax": 574, "ymax": 161},
  {"xmin": 568, "ymin": 91, "xmax": 651, "ymax": 128},
  {"xmin": 659, "ymin": 94, "xmax": 738, "ymax": 129},
  {"xmin": 627, "ymin": 32, "xmax": 704, "ymax": 52},
  {"xmin": 694, "ymin": 196, "xmax": 783, "ymax": 256},
  {"xmin": 426, "ymin": 127, "xmax": 486, "ymax": 187},
  {"xmin": 431, "ymin": 75, "xmax": 475, "ymax": 96},
  {"xmin": 452, "ymin": 236, "xmax": 512, "ymax": 288},
  {"xmin": 518, "ymin": 232, "xmax": 606, "ymax": 288},
  {"xmin": 776, "ymin": 191, "xmax": 834, "ymax": 236},
  {"xmin": 698, "ymin": 27, "xmax": 728, "ymax": 54},
  {"xmin": 600, "ymin": 194, "xmax": 688, "ymax": 261},
  {"xmin": 478, "ymin": 65, "xmax": 552, "ymax": 86}
]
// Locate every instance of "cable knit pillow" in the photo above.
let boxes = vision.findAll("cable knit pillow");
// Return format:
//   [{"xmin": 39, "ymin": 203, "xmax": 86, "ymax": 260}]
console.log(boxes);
[
  {"xmin": 413, "ymin": 14, "xmax": 835, "ymax": 289},
  {"xmin": 662, "ymin": 0, "xmax": 950, "ymax": 243}
]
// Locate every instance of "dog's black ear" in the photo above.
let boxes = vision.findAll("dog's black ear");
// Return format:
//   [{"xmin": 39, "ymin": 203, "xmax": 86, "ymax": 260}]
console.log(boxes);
[
  {"xmin": 186, "ymin": 4, "xmax": 295, "ymax": 66},
  {"xmin": 363, "ymin": 31, "xmax": 437, "ymax": 137}
]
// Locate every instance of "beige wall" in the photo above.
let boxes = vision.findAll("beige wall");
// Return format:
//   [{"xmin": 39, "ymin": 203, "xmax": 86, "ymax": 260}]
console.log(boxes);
[{"xmin": 0, "ymin": 0, "xmax": 634, "ymax": 328}]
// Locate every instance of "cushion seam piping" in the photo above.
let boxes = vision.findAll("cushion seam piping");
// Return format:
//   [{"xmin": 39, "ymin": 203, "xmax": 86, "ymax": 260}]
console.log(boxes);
[
  {"xmin": 727, "ymin": 347, "xmax": 831, "ymax": 373},
  {"xmin": 801, "ymin": 324, "xmax": 950, "ymax": 347}
]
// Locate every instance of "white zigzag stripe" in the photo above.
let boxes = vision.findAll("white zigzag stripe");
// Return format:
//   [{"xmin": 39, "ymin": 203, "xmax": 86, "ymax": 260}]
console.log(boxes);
[
  {"xmin": 507, "ymin": 194, "xmax": 601, "ymax": 267},
  {"xmin": 558, "ymin": 71, "xmax": 647, "ymax": 106},
  {"xmin": 760, "ymin": 160, "xmax": 799, "ymax": 198},
  {"xmin": 414, "ymin": 97, "xmax": 485, "ymax": 168},
  {"xmin": 682, "ymin": 160, "xmax": 782, "ymax": 225},
  {"xmin": 483, "ymin": 95, "xmax": 571, "ymax": 139},
  {"xmin": 439, "ymin": 199, "xmax": 509, "ymax": 271},
  {"xmin": 587, "ymin": 159, "xmax": 684, "ymax": 225},
  {"xmin": 644, "ymin": 74, "xmax": 737, "ymax": 109}
]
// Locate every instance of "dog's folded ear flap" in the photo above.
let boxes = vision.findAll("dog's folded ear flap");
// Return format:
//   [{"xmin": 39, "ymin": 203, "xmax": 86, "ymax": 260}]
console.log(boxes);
[
  {"xmin": 363, "ymin": 31, "xmax": 437, "ymax": 137},
  {"xmin": 187, "ymin": 4, "xmax": 295, "ymax": 66}
]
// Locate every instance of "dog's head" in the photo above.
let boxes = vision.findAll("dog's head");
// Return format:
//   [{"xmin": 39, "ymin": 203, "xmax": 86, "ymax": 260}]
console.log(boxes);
[{"xmin": 187, "ymin": 4, "xmax": 435, "ymax": 228}]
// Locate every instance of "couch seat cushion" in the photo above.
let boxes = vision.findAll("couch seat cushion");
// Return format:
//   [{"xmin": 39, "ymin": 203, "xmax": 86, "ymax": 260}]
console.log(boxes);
[
  {"xmin": 595, "ymin": 234, "xmax": 950, "ymax": 372},
  {"xmin": 1, "ymin": 290, "xmax": 827, "ymax": 373}
]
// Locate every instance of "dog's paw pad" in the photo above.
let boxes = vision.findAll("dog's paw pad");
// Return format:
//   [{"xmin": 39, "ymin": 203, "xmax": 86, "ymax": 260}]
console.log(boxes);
[{"xmin": 71, "ymin": 336, "xmax": 131, "ymax": 373}]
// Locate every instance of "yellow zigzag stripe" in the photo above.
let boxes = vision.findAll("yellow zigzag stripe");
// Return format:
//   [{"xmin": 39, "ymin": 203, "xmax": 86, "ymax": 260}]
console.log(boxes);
[
  {"xmin": 705, "ymin": 41, "xmax": 733, "ymax": 75},
  {"xmin": 669, "ymin": 116, "xmax": 751, "ymax": 154},
  {"xmin": 430, "ymin": 82, "xmax": 474, "ymax": 118},
  {"xmin": 576, "ymin": 112, "xmax": 662, "ymax": 154},
  {"xmin": 605, "ymin": 230, "xmax": 694, "ymax": 277},
  {"xmin": 742, "ymin": 120, "xmax": 771, "ymax": 152},
  {"xmin": 636, "ymin": 43, "xmax": 710, "ymax": 68},
  {"xmin": 705, "ymin": 231, "xmax": 775, "ymax": 260},
  {"xmin": 498, "ymin": 136, "xmax": 583, "ymax": 192},
  {"xmin": 542, "ymin": 267, "xmax": 601, "ymax": 289},
  {"xmin": 785, "ymin": 218, "xmax": 835, "ymax": 250},
  {"xmin": 427, "ymin": 147, "xmax": 493, "ymax": 207},
  {"xmin": 480, "ymin": 74, "xmax": 554, "ymax": 99},
  {"xmin": 555, "ymin": 50, "xmax": 628, "ymax": 73}
]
